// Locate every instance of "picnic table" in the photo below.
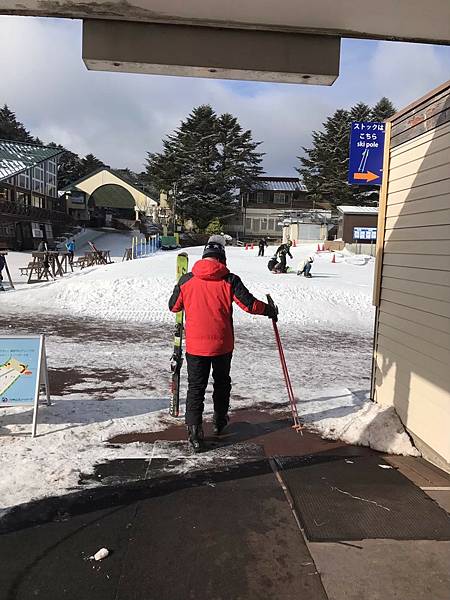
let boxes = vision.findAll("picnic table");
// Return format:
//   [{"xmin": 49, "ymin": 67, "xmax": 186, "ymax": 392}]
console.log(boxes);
[
  {"xmin": 25, "ymin": 251, "xmax": 73, "ymax": 283},
  {"xmin": 72, "ymin": 249, "xmax": 113, "ymax": 269}
]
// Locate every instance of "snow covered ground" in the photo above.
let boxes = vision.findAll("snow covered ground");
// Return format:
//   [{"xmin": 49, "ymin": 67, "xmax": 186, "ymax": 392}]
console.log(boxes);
[
  {"xmin": 0, "ymin": 236, "xmax": 418, "ymax": 514},
  {"xmin": 2, "ymin": 241, "xmax": 374, "ymax": 331}
]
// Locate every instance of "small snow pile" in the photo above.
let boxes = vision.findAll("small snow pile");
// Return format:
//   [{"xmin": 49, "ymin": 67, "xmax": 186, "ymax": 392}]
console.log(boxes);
[{"xmin": 298, "ymin": 388, "xmax": 419, "ymax": 456}]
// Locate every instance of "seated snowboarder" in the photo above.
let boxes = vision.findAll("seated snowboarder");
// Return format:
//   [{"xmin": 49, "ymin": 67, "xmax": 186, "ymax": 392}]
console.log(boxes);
[
  {"xmin": 275, "ymin": 241, "xmax": 293, "ymax": 273},
  {"xmin": 168, "ymin": 239, "xmax": 278, "ymax": 452},
  {"xmin": 297, "ymin": 256, "xmax": 314, "ymax": 278},
  {"xmin": 267, "ymin": 256, "xmax": 280, "ymax": 272}
]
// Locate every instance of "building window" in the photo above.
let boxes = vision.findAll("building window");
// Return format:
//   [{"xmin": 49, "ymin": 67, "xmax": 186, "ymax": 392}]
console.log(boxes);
[
  {"xmin": 17, "ymin": 191, "xmax": 31, "ymax": 206},
  {"xmin": 31, "ymin": 195, "xmax": 44, "ymax": 209},
  {"xmin": 261, "ymin": 218, "xmax": 268, "ymax": 231},
  {"xmin": 256, "ymin": 192, "xmax": 264, "ymax": 204},
  {"xmin": 274, "ymin": 192, "xmax": 287, "ymax": 204},
  {"xmin": 245, "ymin": 218, "xmax": 252, "ymax": 231},
  {"xmin": 253, "ymin": 218, "xmax": 260, "ymax": 232},
  {"xmin": 268, "ymin": 219, "xmax": 275, "ymax": 231},
  {"xmin": 18, "ymin": 169, "xmax": 31, "ymax": 190},
  {"xmin": 46, "ymin": 159, "xmax": 57, "ymax": 197},
  {"xmin": 32, "ymin": 164, "xmax": 45, "ymax": 194}
]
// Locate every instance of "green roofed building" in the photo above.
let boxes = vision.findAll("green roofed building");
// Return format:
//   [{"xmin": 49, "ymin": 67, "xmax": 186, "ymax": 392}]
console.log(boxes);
[
  {"xmin": 0, "ymin": 139, "xmax": 68, "ymax": 250},
  {"xmin": 60, "ymin": 167, "xmax": 158, "ymax": 229}
]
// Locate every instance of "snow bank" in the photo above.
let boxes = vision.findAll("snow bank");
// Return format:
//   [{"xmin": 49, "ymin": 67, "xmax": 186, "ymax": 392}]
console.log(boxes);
[
  {"xmin": 0, "ymin": 398, "xmax": 169, "ymax": 512},
  {"xmin": 296, "ymin": 387, "xmax": 419, "ymax": 456}
]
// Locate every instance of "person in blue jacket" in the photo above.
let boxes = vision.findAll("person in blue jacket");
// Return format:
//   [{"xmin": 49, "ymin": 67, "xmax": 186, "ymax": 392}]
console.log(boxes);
[{"xmin": 66, "ymin": 239, "xmax": 75, "ymax": 264}]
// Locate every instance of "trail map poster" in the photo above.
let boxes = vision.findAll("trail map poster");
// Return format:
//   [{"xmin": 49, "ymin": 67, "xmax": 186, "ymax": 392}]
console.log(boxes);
[{"xmin": 0, "ymin": 337, "xmax": 42, "ymax": 405}]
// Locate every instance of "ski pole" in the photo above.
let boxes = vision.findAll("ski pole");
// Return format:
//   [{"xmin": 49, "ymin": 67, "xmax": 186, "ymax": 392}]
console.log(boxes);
[{"xmin": 267, "ymin": 294, "xmax": 303, "ymax": 433}]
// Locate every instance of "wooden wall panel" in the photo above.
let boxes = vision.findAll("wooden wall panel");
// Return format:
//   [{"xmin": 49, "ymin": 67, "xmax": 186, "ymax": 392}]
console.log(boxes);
[
  {"xmin": 378, "ymin": 310, "xmax": 450, "ymax": 349},
  {"xmin": 379, "ymin": 299, "xmax": 450, "ymax": 333},
  {"xmin": 381, "ymin": 265, "xmax": 450, "ymax": 286}
]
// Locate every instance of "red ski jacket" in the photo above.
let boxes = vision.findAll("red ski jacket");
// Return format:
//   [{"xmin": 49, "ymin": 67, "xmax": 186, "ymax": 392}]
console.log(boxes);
[{"xmin": 169, "ymin": 258, "xmax": 270, "ymax": 356}]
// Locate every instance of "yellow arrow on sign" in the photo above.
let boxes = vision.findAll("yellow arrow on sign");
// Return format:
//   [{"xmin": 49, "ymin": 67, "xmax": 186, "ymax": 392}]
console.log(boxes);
[{"xmin": 353, "ymin": 171, "xmax": 379, "ymax": 182}]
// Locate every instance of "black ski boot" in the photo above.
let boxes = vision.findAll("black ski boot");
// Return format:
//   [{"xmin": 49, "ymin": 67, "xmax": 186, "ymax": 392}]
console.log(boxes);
[
  {"xmin": 213, "ymin": 413, "xmax": 230, "ymax": 436},
  {"xmin": 187, "ymin": 424, "xmax": 204, "ymax": 453}
]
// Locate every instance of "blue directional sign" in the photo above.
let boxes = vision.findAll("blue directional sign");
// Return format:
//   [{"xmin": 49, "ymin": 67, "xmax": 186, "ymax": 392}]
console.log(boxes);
[
  {"xmin": 348, "ymin": 121, "xmax": 385, "ymax": 186},
  {"xmin": 353, "ymin": 227, "xmax": 377, "ymax": 241}
]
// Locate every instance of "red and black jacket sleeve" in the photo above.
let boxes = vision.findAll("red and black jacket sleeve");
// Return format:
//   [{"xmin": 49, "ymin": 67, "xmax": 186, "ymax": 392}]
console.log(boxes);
[
  {"xmin": 227, "ymin": 274, "xmax": 270, "ymax": 316},
  {"xmin": 168, "ymin": 273, "xmax": 193, "ymax": 313}
]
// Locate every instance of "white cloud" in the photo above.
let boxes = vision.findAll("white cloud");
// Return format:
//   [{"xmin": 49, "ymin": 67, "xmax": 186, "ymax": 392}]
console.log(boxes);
[
  {"xmin": 1, "ymin": 17, "xmax": 449, "ymax": 175},
  {"xmin": 368, "ymin": 41, "xmax": 450, "ymax": 108}
]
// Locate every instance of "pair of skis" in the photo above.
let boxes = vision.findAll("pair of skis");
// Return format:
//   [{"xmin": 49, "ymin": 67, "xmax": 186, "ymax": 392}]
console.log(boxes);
[{"xmin": 169, "ymin": 252, "xmax": 189, "ymax": 417}]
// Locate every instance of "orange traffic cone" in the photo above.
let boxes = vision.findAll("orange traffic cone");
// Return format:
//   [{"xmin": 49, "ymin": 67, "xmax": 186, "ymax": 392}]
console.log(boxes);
[
  {"xmin": 321, "ymin": 244, "xmax": 326, "ymax": 251},
  {"xmin": 251, "ymin": 243, "xmax": 254, "ymax": 250},
  {"xmin": 293, "ymin": 240, "xmax": 297, "ymax": 247},
  {"xmin": 245, "ymin": 244, "xmax": 249, "ymax": 250},
  {"xmin": 331, "ymin": 253, "xmax": 336, "ymax": 263}
]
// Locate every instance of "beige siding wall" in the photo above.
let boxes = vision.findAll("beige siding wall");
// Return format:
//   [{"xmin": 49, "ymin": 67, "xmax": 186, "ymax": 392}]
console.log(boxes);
[{"xmin": 373, "ymin": 84, "xmax": 450, "ymax": 471}]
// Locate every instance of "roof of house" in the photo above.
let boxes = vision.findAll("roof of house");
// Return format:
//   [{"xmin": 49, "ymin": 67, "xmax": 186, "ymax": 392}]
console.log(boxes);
[
  {"xmin": 336, "ymin": 205, "xmax": 379, "ymax": 215},
  {"xmin": 253, "ymin": 176, "xmax": 308, "ymax": 193},
  {"xmin": 61, "ymin": 167, "xmax": 157, "ymax": 203},
  {"xmin": 0, "ymin": 139, "xmax": 62, "ymax": 182}
]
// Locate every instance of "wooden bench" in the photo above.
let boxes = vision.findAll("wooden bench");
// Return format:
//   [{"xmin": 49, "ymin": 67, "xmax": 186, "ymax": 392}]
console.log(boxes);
[
  {"xmin": 72, "ymin": 256, "xmax": 88, "ymax": 269},
  {"xmin": 20, "ymin": 262, "xmax": 35, "ymax": 276}
]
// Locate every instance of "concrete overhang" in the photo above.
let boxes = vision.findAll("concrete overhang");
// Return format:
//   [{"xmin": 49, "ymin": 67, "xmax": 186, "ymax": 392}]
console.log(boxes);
[
  {"xmin": 82, "ymin": 21, "xmax": 340, "ymax": 85},
  {"xmin": 1, "ymin": 0, "xmax": 450, "ymax": 44}
]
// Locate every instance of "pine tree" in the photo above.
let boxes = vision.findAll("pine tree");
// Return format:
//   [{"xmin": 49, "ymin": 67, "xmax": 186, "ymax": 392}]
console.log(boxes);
[
  {"xmin": 80, "ymin": 153, "xmax": 105, "ymax": 175},
  {"xmin": 146, "ymin": 105, "xmax": 263, "ymax": 230},
  {"xmin": 350, "ymin": 102, "xmax": 372, "ymax": 122},
  {"xmin": 0, "ymin": 105, "xmax": 34, "ymax": 142},
  {"xmin": 47, "ymin": 143, "xmax": 83, "ymax": 188},
  {"xmin": 371, "ymin": 97, "xmax": 396, "ymax": 122},
  {"xmin": 205, "ymin": 217, "xmax": 223, "ymax": 235}
]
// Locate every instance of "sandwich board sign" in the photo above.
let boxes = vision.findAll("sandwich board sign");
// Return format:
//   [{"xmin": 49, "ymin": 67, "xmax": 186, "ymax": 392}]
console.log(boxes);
[
  {"xmin": 0, "ymin": 335, "xmax": 50, "ymax": 437},
  {"xmin": 348, "ymin": 121, "xmax": 385, "ymax": 186}
]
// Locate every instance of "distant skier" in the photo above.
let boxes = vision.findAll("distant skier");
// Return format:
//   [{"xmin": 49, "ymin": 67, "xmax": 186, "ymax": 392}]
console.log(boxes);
[
  {"xmin": 66, "ymin": 238, "xmax": 75, "ymax": 265},
  {"xmin": 275, "ymin": 240, "xmax": 293, "ymax": 273},
  {"xmin": 0, "ymin": 254, "xmax": 5, "ymax": 281},
  {"xmin": 297, "ymin": 256, "xmax": 314, "ymax": 278},
  {"xmin": 258, "ymin": 238, "xmax": 268, "ymax": 257},
  {"xmin": 168, "ymin": 239, "xmax": 278, "ymax": 452}
]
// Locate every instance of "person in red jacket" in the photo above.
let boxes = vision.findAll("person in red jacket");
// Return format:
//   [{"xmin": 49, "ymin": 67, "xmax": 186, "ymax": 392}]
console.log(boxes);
[{"xmin": 169, "ymin": 239, "xmax": 277, "ymax": 452}]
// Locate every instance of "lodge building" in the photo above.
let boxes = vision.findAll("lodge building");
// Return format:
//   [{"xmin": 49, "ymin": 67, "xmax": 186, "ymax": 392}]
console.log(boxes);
[
  {"xmin": 0, "ymin": 140, "xmax": 68, "ymax": 250},
  {"xmin": 224, "ymin": 176, "xmax": 314, "ymax": 240}
]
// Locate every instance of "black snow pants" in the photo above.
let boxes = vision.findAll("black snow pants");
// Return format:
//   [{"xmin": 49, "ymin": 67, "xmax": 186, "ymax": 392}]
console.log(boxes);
[
  {"xmin": 258, "ymin": 246, "xmax": 265, "ymax": 257},
  {"xmin": 185, "ymin": 353, "xmax": 232, "ymax": 426},
  {"xmin": 278, "ymin": 254, "xmax": 287, "ymax": 272}
]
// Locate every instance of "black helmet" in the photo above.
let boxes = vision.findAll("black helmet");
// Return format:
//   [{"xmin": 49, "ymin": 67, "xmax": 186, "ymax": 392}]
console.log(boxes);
[{"xmin": 202, "ymin": 241, "xmax": 226, "ymax": 264}]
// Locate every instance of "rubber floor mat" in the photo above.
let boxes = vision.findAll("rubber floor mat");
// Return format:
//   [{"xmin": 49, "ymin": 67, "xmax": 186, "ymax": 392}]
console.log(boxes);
[{"xmin": 279, "ymin": 455, "xmax": 450, "ymax": 541}]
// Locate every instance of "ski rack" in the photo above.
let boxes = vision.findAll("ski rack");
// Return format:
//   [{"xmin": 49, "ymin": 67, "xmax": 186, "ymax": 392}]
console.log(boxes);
[{"xmin": 267, "ymin": 294, "xmax": 303, "ymax": 434}]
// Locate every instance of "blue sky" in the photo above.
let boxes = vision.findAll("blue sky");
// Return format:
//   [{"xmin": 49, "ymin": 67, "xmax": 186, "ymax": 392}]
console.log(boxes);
[{"xmin": 1, "ymin": 17, "xmax": 449, "ymax": 175}]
